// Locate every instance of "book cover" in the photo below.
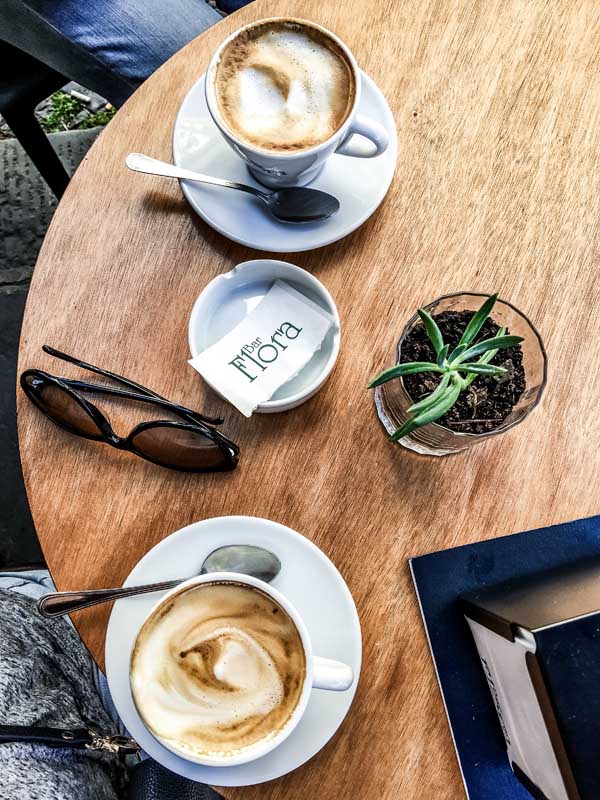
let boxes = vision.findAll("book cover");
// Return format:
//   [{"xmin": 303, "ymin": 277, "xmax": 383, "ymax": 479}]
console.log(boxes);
[{"xmin": 409, "ymin": 515, "xmax": 600, "ymax": 799}]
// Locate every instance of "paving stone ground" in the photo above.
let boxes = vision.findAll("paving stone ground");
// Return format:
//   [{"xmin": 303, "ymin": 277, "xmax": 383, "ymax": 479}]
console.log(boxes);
[{"xmin": 0, "ymin": 127, "xmax": 101, "ymax": 568}]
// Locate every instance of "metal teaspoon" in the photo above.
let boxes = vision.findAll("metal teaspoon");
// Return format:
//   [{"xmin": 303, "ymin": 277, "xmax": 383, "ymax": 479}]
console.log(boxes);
[
  {"xmin": 126, "ymin": 153, "xmax": 340, "ymax": 223},
  {"xmin": 36, "ymin": 545, "xmax": 282, "ymax": 618}
]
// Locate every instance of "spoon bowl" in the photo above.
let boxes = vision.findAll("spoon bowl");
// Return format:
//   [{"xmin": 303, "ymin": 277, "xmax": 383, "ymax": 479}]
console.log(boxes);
[
  {"xmin": 267, "ymin": 187, "xmax": 340, "ymax": 223},
  {"xmin": 200, "ymin": 544, "xmax": 281, "ymax": 582}
]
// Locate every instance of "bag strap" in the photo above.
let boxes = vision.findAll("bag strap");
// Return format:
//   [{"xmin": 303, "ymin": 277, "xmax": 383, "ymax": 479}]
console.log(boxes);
[{"xmin": 0, "ymin": 724, "xmax": 140, "ymax": 754}]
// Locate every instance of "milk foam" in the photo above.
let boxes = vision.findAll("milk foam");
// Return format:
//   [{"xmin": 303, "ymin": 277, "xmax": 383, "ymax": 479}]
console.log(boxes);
[
  {"xmin": 131, "ymin": 582, "xmax": 306, "ymax": 757},
  {"xmin": 215, "ymin": 22, "xmax": 355, "ymax": 151}
]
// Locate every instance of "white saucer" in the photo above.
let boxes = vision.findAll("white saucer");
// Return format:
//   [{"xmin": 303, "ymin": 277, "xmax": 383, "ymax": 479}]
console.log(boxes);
[
  {"xmin": 172, "ymin": 71, "xmax": 397, "ymax": 252},
  {"xmin": 188, "ymin": 259, "xmax": 341, "ymax": 413},
  {"xmin": 105, "ymin": 516, "xmax": 362, "ymax": 786}
]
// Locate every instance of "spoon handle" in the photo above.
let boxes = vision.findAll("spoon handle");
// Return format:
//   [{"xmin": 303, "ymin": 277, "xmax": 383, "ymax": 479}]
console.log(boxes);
[
  {"xmin": 125, "ymin": 153, "xmax": 266, "ymax": 199},
  {"xmin": 37, "ymin": 579, "xmax": 182, "ymax": 618}
]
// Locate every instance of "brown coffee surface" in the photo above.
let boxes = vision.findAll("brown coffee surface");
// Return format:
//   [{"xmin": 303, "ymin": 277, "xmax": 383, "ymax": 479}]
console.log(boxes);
[
  {"xmin": 131, "ymin": 581, "xmax": 306, "ymax": 758},
  {"xmin": 214, "ymin": 20, "xmax": 355, "ymax": 152}
]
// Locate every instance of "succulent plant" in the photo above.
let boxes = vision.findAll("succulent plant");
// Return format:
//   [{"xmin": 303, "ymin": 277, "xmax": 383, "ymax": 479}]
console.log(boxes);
[{"xmin": 369, "ymin": 294, "xmax": 524, "ymax": 441}]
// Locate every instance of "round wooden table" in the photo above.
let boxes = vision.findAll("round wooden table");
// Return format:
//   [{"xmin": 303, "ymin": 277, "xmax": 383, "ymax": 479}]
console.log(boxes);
[{"xmin": 17, "ymin": 1, "xmax": 600, "ymax": 797}]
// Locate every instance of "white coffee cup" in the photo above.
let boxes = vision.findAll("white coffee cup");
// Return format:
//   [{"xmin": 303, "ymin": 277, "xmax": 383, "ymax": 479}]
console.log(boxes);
[
  {"xmin": 205, "ymin": 17, "xmax": 390, "ymax": 188},
  {"xmin": 129, "ymin": 571, "xmax": 354, "ymax": 767}
]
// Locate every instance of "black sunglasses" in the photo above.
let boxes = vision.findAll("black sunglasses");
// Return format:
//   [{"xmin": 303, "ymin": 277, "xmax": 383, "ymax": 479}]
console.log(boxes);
[{"xmin": 20, "ymin": 346, "xmax": 239, "ymax": 473}]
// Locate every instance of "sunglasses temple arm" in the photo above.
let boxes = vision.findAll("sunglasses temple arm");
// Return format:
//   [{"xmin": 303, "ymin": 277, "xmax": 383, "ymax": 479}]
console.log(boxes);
[
  {"xmin": 42, "ymin": 347, "xmax": 224, "ymax": 426},
  {"xmin": 58, "ymin": 378, "xmax": 224, "ymax": 426},
  {"xmin": 42, "ymin": 345, "xmax": 169, "ymax": 402}
]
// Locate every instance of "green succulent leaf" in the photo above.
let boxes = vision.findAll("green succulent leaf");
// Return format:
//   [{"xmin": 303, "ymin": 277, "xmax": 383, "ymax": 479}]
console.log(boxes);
[
  {"xmin": 458, "ymin": 294, "xmax": 498, "ymax": 346},
  {"xmin": 437, "ymin": 343, "xmax": 450, "ymax": 368},
  {"xmin": 368, "ymin": 361, "xmax": 442, "ymax": 388},
  {"xmin": 407, "ymin": 373, "xmax": 451, "ymax": 414},
  {"xmin": 458, "ymin": 334, "xmax": 523, "ymax": 363},
  {"xmin": 390, "ymin": 378, "xmax": 461, "ymax": 441},
  {"xmin": 464, "ymin": 327, "xmax": 506, "ymax": 387},
  {"xmin": 417, "ymin": 308, "xmax": 444, "ymax": 355},
  {"xmin": 455, "ymin": 362, "xmax": 507, "ymax": 375},
  {"xmin": 388, "ymin": 415, "xmax": 422, "ymax": 441},
  {"xmin": 447, "ymin": 343, "xmax": 468, "ymax": 364}
]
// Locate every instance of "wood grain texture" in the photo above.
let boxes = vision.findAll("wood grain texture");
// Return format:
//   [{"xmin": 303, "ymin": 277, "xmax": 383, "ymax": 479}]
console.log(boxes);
[{"xmin": 16, "ymin": 0, "xmax": 600, "ymax": 797}]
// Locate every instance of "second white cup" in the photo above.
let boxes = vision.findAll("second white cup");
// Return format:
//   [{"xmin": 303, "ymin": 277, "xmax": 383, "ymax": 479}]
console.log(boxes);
[{"xmin": 130, "ymin": 571, "xmax": 354, "ymax": 767}]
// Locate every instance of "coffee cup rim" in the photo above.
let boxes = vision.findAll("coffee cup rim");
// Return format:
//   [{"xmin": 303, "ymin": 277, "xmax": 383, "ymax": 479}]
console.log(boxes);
[
  {"xmin": 129, "ymin": 571, "xmax": 314, "ymax": 767},
  {"xmin": 205, "ymin": 16, "xmax": 362, "ymax": 159}
]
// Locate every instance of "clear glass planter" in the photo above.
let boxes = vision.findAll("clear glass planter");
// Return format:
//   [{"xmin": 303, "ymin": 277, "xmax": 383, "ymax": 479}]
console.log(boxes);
[{"xmin": 373, "ymin": 293, "xmax": 547, "ymax": 456}]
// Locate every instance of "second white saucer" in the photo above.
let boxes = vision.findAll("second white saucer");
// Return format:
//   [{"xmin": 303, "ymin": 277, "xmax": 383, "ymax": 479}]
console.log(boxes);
[
  {"xmin": 105, "ymin": 516, "xmax": 362, "ymax": 786},
  {"xmin": 172, "ymin": 71, "xmax": 397, "ymax": 252}
]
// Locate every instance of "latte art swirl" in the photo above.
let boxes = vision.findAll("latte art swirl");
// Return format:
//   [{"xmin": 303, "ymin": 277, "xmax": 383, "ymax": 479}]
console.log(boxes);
[
  {"xmin": 131, "ymin": 582, "xmax": 306, "ymax": 757},
  {"xmin": 215, "ymin": 20, "xmax": 356, "ymax": 152}
]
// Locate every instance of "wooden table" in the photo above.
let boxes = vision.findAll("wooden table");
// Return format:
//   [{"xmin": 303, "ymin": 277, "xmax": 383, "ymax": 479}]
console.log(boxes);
[{"xmin": 17, "ymin": 1, "xmax": 600, "ymax": 797}]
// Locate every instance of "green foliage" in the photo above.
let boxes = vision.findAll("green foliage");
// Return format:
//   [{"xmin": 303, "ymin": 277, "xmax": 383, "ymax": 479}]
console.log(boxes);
[
  {"xmin": 41, "ymin": 92, "xmax": 83, "ymax": 132},
  {"xmin": 41, "ymin": 91, "xmax": 116, "ymax": 133},
  {"xmin": 79, "ymin": 106, "xmax": 116, "ymax": 129},
  {"xmin": 368, "ymin": 294, "xmax": 524, "ymax": 441}
]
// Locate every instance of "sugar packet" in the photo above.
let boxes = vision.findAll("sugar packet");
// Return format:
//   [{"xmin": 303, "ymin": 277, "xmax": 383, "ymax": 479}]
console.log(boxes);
[{"xmin": 189, "ymin": 280, "xmax": 336, "ymax": 416}]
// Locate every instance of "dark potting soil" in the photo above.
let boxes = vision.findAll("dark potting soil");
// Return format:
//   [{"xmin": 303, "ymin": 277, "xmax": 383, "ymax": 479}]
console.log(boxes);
[{"xmin": 400, "ymin": 311, "xmax": 526, "ymax": 434}]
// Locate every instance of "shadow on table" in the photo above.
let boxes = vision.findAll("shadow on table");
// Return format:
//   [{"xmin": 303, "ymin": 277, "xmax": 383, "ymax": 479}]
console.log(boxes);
[{"xmin": 138, "ymin": 183, "xmax": 392, "ymax": 279}]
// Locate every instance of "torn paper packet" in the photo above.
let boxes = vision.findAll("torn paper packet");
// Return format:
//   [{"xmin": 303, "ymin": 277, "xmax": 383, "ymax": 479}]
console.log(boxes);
[{"xmin": 188, "ymin": 280, "xmax": 335, "ymax": 416}]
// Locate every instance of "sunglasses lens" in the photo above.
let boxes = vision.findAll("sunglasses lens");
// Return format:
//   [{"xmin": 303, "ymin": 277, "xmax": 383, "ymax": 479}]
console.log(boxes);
[
  {"xmin": 130, "ymin": 425, "xmax": 231, "ymax": 471},
  {"xmin": 33, "ymin": 382, "xmax": 103, "ymax": 438}
]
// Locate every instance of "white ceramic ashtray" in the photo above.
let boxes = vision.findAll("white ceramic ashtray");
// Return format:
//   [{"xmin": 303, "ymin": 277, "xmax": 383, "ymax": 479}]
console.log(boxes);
[{"xmin": 188, "ymin": 260, "xmax": 340, "ymax": 413}]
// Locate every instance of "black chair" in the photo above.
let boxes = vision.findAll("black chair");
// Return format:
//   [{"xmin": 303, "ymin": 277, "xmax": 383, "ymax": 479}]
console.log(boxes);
[
  {"xmin": 0, "ymin": 41, "xmax": 70, "ymax": 198},
  {"xmin": 1, "ymin": 0, "xmax": 133, "ymax": 197}
]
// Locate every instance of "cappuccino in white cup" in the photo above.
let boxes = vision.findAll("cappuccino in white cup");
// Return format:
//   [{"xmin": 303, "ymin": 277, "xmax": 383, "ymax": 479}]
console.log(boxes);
[
  {"xmin": 130, "ymin": 571, "xmax": 353, "ymax": 766},
  {"xmin": 206, "ymin": 18, "xmax": 389, "ymax": 187},
  {"xmin": 214, "ymin": 20, "xmax": 356, "ymax": 153}
]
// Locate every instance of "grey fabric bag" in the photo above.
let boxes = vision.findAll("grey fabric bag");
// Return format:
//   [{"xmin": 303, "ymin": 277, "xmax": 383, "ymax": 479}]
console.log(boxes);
[{"xmin": 0, "ymin": 589, "xmax": 128, "ymax": 800}]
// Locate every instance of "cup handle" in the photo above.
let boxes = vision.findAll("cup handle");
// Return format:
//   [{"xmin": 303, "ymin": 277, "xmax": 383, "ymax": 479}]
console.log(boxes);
[
  {"xmin": 312, "ymin": 656, "xmax": 354, "ymax": 691},
  {"xmin": 335, "ymin": 114, "xmax": 389, "ymax": 158}
]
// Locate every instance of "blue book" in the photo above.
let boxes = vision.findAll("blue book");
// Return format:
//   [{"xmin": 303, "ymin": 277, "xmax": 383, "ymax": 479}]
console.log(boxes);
[{"xmin": 409, "ymin": 515, "xmax": 600, "ymax": 799}]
